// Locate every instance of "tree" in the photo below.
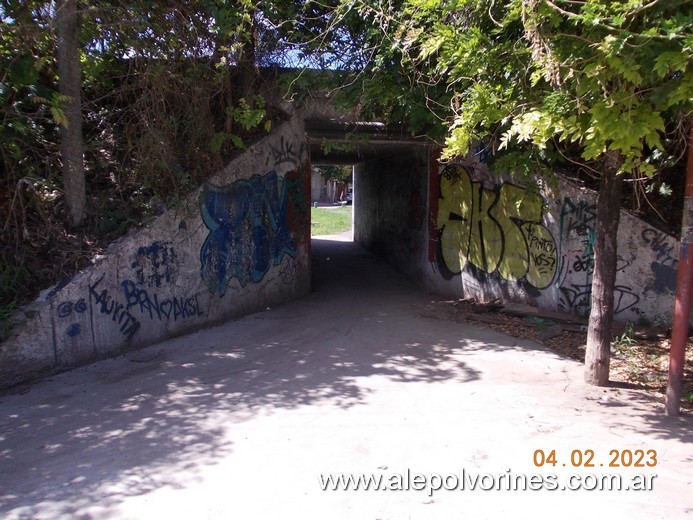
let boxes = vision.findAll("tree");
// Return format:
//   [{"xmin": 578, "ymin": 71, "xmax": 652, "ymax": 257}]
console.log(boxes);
[
  {"xmin": 316, "ymin": 165, "xmax": 352, "ymax": 183},
  {"xmin": 320, "ymin": 0, "xmax": 692, "ymax": 385},
  {"xmin": 55, "ymin": 0, "xmax": 86, "ymax": 227},
  {"xmin": 0, "ymin": 0, "xmax": 311, "ymax": 315}
]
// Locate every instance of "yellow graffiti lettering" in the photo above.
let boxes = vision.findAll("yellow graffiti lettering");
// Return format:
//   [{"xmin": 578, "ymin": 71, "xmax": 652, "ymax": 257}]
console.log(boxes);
[
  {"xmin": 469, "ymin": 186, "xmax": 503, "ymax": 273},
  {"xmin": 493, "ymin": 184, "xmax": 534, "ymax": 281},
  {"xmin": 436, "ymin": 165, "xmax": 557, "ymax": 289},
  {"xmin": 438, "ymin": 165, "xmax": 472, "ymax": 273}
]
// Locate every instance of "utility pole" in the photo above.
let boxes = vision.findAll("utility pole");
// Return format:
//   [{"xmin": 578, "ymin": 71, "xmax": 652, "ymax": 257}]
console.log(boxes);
[{"xmin": 665, "ymin": 124, "xmax": 693, "ymax": 415}]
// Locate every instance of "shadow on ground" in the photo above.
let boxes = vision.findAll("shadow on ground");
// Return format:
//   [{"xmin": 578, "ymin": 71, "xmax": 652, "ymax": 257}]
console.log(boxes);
[{"xmin": 0, "ymin": 238, "xmax": 690, "ymax": 517}]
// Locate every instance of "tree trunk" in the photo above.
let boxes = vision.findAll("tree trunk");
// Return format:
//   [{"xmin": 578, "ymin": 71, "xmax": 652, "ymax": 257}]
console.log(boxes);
[
  {"xmin": 223, "ymin": 70, "xmax": 234, "ymax": 135},
  {"xmin": 237, "ymin": 10, "xmax": 258, "ymax": 107},
  {"xmin": 56, "ymin": 0, "xmax": 86, "ymax": 228},
  {"xmin": 584, "ymin": 150, "xmax": 623, "ymax": 386}
]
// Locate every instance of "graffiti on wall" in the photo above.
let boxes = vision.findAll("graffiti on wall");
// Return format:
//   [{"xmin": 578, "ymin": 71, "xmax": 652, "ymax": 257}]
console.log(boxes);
[
  {"xmin": 284, "ymin": 167, "xmax": 310, "ymax": 250},
  {"xmin": 121, "ymin": 280, "xmax": 203, "ymax": 322},
  {"xmin": 46, "ymin": 138, "xmax": 309, "ymax": 353},
  {"xmin": 123, "ymin": 241, "xmax": 204, "ymax": 322},
  {"xmin": 200, "ymin": 171, "xmax": 296, "ymax": 296},
  {"xmin": 431, "ymin": 163, "xmax": 676, "ymax": 320},
  {"xmin": 557, "ymin": 198, "xmax": 639, "ymax": 315},
  {"xmin": 557, "ymin": 197, "xmax": 596, "ymax": 314},
  {"xmin": 56, "ymin": 299, "xmax": 88, "ymax": 338},
  {"xmin": 54, "ymin": 241, "xmax": 205, "ymax": 343},
  {"xmin": 557, "ymin": 278, "xmax": 640, "ymax": 317},
  {"xmin": 436, "ymin": 164, "xmax": 557, "ymax": 289},
  {"xmin": 559, "ymin": 198, "xmax": 596, "ymax": 239},
  {"xmin": 268, "ymin": 136, "xmax": 306, "ymax": 167},
  {"xmin": 130, "ymin": 241, "xmax": 177, "ymax": 288},
  {"xmin": 642, "ymin": 228, "xmax": 678, "ymax": 294},
  {"xmin": 88, "ymin": 274, "xmax": 141, "ymax": 340}
]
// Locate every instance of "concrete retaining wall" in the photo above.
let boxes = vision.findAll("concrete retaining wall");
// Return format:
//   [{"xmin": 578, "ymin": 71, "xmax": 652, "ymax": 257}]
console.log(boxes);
[
  {"xmin": 355, "ymin": 151, "xmax": 679, "ymax": 326},
  {"xmin": 3, "ymin": 112, "xmax": 681, "ymax": 389},
  {"xmin": 354, "ymin": 146, "xmax": 429, "ymax": 277},
  {"xmin": 0, "ymin": 117, "xmax": 311, "ymax": 389}
]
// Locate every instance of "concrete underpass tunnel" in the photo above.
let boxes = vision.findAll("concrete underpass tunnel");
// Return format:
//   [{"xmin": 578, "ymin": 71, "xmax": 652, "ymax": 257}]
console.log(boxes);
[{"xmin": 305, "ymin": 119, "xmax": 433, "ymax": 293}]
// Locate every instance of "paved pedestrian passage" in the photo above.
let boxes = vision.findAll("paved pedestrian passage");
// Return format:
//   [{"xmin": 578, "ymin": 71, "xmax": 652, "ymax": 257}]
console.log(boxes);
[{"xmin": 0, "ymin": 236, "xmax": 691, "ymax": 519}]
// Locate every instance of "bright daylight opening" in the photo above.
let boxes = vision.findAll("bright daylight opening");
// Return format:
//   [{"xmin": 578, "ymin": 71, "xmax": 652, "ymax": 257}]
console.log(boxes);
[{"xmin": 310, "ymin": 163, "xmax": 355, "ymax": 242}]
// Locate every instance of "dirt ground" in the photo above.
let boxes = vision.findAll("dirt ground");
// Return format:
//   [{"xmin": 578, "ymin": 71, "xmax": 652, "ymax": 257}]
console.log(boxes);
[{"xmin": 424, "ymin": 299, "xmax": 693, "ymax": 412}]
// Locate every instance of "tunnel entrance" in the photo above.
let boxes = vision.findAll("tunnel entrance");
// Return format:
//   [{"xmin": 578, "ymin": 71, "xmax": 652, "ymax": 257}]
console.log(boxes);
[
  {"xmin": 310, "ymin": 163, "xmax": 354, "ymax": 240},
  {"xmin": 309, "ymin": 161, "xmax": 355, "ymax": 294},
  {"xmin": 304, "ymin": 118, "xmax": 433, "ymax": 294}
]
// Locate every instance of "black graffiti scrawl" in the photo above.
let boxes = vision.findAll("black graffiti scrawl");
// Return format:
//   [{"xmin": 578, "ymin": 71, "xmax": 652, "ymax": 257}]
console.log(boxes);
[{"xmin": 200, "ymin": 171, "xmax": 296, "ymax": 297}]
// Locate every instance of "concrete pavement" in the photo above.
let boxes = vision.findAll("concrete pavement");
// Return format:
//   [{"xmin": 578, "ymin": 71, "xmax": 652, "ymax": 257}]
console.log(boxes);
[{"xmin": 0, "ymin": 234, "xmax": 691, "ymax": 519}]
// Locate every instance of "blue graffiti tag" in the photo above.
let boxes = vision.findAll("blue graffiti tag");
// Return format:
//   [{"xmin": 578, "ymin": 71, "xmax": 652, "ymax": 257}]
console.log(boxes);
[
  {"xmin": 121, "ymin": 280, "xmax": 204, "ymax": 321},
  {"xmin": 88, "ymin": 274, "xmax": 141, "ymax": 340},
  {"xmin": 200, "ymin": 171, "xmax": 296, "ymax": 296},
  {"xmin": 66, "ymin": 323, "xmax": 81, "ymax": 337},
  {"xmin": 130, "ymin": 241, "xmax": 177, "ymax": 288}
]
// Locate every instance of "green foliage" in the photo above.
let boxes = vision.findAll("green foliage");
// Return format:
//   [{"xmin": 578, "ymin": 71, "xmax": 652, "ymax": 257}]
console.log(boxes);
[
  {"xmin": 612, "ymin": 322, "xmax": 637, "ymax": 354},
  {"xmin": 8, "ymin": 54, "xmax": 39, "ymax": 86},
  {"xmin": 0, "ymin": 51, "xmax": 63, "ymax": 168},
  {"xmin": 0, "ymin": 301, "xmax": 17, "ymax": 342},
  {"xmin": 0, "ymin": 263, "xmax": 30, "ymax": 311},
  {"xmin": 315, "ymin": 164, "xmax": 353, "ymax": 183},
  {"xmin": 0, "ymin": 261, "xmax": 29, "ymax": 340},
  {"xmin": 320, "ymin": 139, "xmax": 358, "ymax": 157},
  {"xmin": 228, "ymin": 97, "xmax": 267, "ymax": 131},
  {"xmin": 2, "ymin": 0, "xmax": 690, "ymax": 323},
  {"xmin": 0, "ymin": 0, "xmax": 310, "ymax": 316},
  {"xmin": 98, "ymin": 208, "xmax": 131, "ymax": 234},
  {"xmin": 324, "ymin": 0, "xmax": 691, "ymax": 180},
  {"xmin": 211, "ymin": 96, "xmax": 269, "ymax": 152}
]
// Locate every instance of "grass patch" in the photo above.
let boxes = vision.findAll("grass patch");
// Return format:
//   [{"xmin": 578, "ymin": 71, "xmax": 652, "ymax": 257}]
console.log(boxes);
[{"xmin": 311, "ymin": 206, "xmax": 352, "ymax": 236}]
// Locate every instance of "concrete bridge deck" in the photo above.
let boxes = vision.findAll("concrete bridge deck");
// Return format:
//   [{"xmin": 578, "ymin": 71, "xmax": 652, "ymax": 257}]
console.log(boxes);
[{"xmin": 0, "ymin": 236, "xmax": 690, "ymax": 519}]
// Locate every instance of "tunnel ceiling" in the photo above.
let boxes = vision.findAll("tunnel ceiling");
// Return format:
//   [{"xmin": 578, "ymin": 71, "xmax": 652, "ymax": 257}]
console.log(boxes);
[{"xmin": 304, "ymin": 118, "xmax": 432, "ymax": 165}]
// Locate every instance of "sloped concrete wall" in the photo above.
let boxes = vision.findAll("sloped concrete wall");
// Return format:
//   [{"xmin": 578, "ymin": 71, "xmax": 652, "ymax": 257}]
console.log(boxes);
[
  {"xmin": 356, "ymin": 151, "xmax": 679, "ymax": 326},
  {"xmin": 1, "ymin": 117, "xmax": 311, "ymax": 389}
]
